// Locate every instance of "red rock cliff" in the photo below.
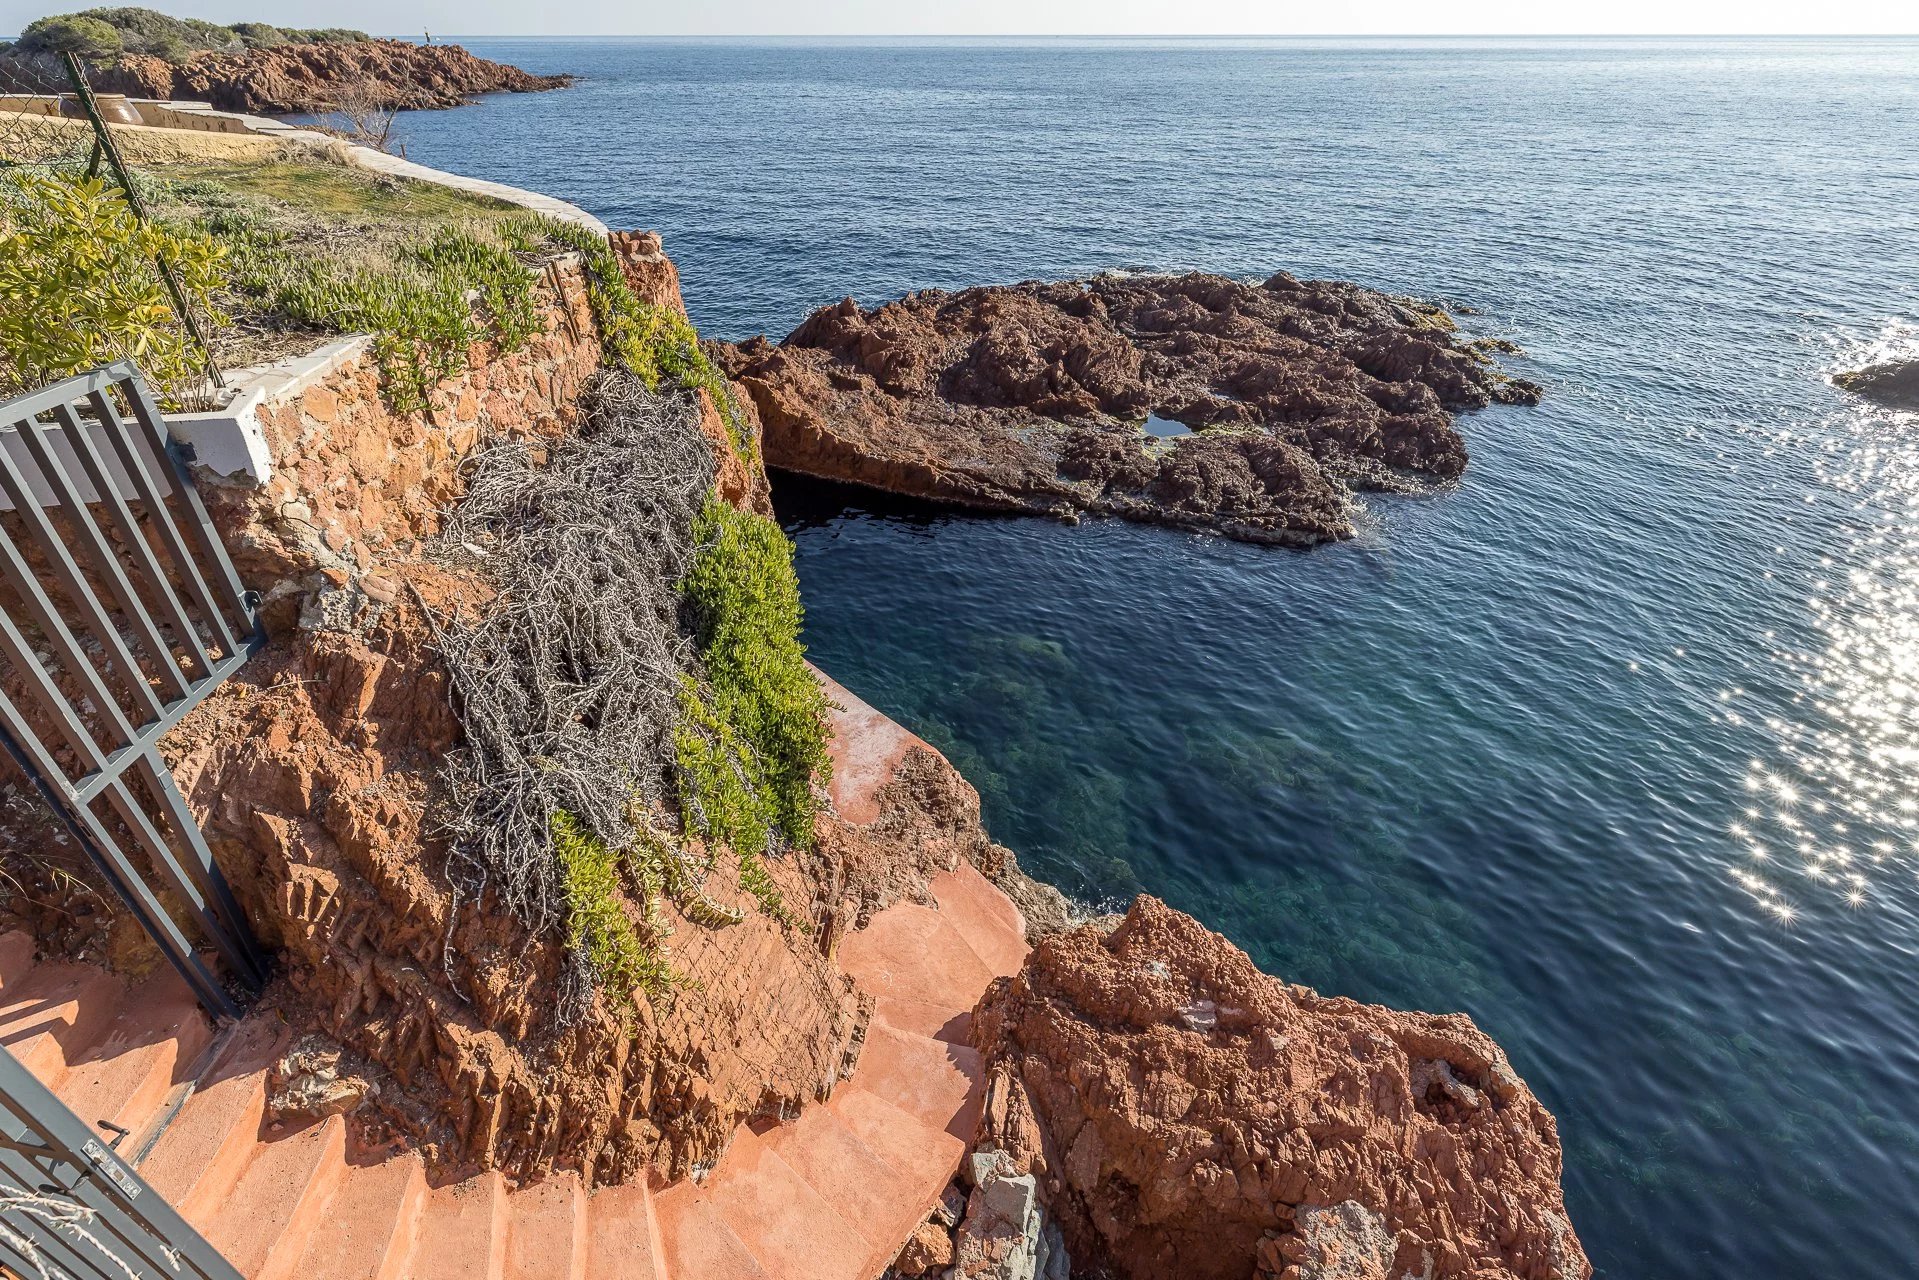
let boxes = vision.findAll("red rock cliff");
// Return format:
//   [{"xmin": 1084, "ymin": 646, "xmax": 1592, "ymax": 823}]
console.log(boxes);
[{"xmin": 969, "ymin": 896, "xmax": 1590, "ymax": 1280}]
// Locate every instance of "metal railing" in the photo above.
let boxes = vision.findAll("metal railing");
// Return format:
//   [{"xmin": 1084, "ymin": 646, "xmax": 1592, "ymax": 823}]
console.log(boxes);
[
  {"xmin": 0, "ymin": 1043, "xmax": 243, "ymax": 1280},
  {"xmin": 0, "ymin": 362, "xmax": 266, "ymax": 1019}
]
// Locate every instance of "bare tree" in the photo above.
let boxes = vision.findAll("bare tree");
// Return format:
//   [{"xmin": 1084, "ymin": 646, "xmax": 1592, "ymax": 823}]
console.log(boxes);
[{"xmin": 322, "ymin": 78, "xmax": 400, "ymax": 153}]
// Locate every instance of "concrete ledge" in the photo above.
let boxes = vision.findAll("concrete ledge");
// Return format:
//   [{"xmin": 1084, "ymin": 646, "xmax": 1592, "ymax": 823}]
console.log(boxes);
[{"xmin": 166, "ymin": 337, "xmax": 371, "ymax": 486}]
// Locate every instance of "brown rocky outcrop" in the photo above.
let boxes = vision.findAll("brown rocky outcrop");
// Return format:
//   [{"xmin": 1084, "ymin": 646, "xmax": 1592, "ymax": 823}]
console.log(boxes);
[
  {"xmin": 969, "ymin": 896, "xmax": 1590, "ymax": 1280},
  {"xmin": 0, "ymin": 40, "xmax": 567, "ymax": 113},
  {"xmin": 717, "ymin": 273, "xmax": 1540, "ymax": 545},
  {"xmin": 1834, "ymin": 359, "xmax": 1919, "ymax": 411},
  {"xmin": 167, "ymin": 582, "xmax": 867, "ymax": 1185},
  {"xmin": 144, "ymin": 235, "xmax": 865, "ymax": 1186}
]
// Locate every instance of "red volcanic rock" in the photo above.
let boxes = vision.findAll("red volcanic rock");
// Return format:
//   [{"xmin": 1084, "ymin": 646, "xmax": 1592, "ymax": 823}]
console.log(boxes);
[
  {"xmin": 178, "ymin": 40, "xmax": 568, "ymax": 113},
  {"xmin": 3, "ymin": 40, "xmax": 570, "ymax": 114},
  {"xmin": 715, "ymin": 273, "xmax": 1540, "ymax": 545},
  {"xmin": 971, "ymin": 897, "xmax": 1590, "ymax": 1280}
]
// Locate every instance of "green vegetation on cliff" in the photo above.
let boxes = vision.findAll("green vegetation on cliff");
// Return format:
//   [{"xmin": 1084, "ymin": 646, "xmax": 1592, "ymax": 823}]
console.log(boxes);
[
  {"xmin": 544, "ymin": 217, "xmax": 757, "ymax": 464},
  {"xmin": 9, "ymin": 8, "xmax": 367, "ymax": 63},
  {"xmin": 552, "ymin": 810, "xmax": 678, "ymax": 1005},
  {"xmin": 680, "ymin": 496, "xmax": 832, "ymax": 856}
]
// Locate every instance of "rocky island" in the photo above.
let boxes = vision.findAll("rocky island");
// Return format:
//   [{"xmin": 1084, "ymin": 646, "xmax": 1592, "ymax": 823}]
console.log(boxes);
[
  {"xmin": 718, "ymin": 271, "xmax": 1541, "ymax": 545},
  {"xmin": 0, "ymin": 8, "xmax": 568, "ymax": 112},
  {"xmin": 1834, "ymin": 358, "xmax": 1919, "ymax": 411}
]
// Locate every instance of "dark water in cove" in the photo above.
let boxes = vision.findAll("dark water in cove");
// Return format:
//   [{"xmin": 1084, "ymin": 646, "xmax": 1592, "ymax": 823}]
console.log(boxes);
[{"xmin": 391, "ymin": 37, "xmax": 1919, "ymax": 1277}]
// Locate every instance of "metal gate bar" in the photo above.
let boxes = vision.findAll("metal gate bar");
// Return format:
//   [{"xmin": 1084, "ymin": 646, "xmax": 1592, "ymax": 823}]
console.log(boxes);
[
  {"xmin": 0, "ymin": 362, "xmax": 267, "ymax": 1021},
  {"xmin": 0, "ymin": 1044, "xmax": 243, "ymax": 1280}
]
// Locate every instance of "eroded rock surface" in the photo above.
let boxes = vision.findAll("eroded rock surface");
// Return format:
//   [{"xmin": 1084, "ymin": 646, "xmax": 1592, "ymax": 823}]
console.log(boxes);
[
  {"xmin": 717, "ymin": 272, "xmax": 1540, "ymax": 545},
  {"xmin": 970, "ymin": 896, "xmax": 1590, "ymax": 1280}
]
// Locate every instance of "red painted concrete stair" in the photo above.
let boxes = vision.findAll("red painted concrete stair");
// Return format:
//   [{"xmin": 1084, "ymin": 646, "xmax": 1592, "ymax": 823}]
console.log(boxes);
[
  {"xmin": 0, "ymin": 680, "xmax": 1033, "ymax": 1279},
  {"xmin": 0, "ymin": 863, "xmax": 1025, "ymax": 1280}
]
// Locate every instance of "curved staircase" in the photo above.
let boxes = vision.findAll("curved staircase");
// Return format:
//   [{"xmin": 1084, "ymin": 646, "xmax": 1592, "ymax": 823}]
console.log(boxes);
[{"xmin": 0, "ymin": 685, "xmax": 1029, "ymax": 1279}]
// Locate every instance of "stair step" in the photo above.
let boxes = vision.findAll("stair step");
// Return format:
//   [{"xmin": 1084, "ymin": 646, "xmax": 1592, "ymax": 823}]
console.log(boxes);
[
  {"xmin": 139, "ymin": 1015, "xmax": 284, "ymax": 1219},
  {"xmin": 700, "ymin": 1128, "xmax": 874, "ymax": 1280},
  {"xmin": 284, "ymin": 1153, "xmax": 427, "ymax": 1280},
  {"xmin": 826, "ymin": 1085, "xmax": 966, "ymax": 1217},
  {"xmin": 0, "ymin": 962, "xmax": 132, "ymax": 1087},
  {"xmin": 200, "ymin": 1114, "xmax": 347, "ymax": 1280},
  {"xmin": 652, "ymin": 1182, "xmax": 772, "ymax": 1280},
  {"xmin": 0, "ymin": 931, "xmax": 36, "ymax": 990},
  {"xmin": 871, "ymin": 995, "xmax": 973, "ymax": 1045},
  {"xmin": 760, "ymin": 1101, "xmax": 938, "ymax": 1278},
  {"xmin": 406, "ymin": 1170, "xmax": 509, "ymax": 1280},
  {"xmin": 55, "ymin": 970, "xmax": 212, "ymax": 1143},
  {"xmin": 504, "ymin": 1170, "xmax": 586, "ymax": 1280},
  {"xmin": 584, "ymin": 1181, "xmax": 665, "ymax": 1280},
  {"xmin": 929, "ymin": 863, "xmax": 1030, "ymax": 977},
  {"xmin": 837, "ymin": 902, "xmax": 997, "ymax": 1020},
  {"xmin": 853, "ymin": 1020, "xmax": 985, "ymax": 1144}
]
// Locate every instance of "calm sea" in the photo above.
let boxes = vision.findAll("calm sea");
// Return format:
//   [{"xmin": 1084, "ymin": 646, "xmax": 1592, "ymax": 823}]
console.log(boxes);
[{"xmin": 390, "ymin": 37, "xmax": 1919, "ymax": 1277}]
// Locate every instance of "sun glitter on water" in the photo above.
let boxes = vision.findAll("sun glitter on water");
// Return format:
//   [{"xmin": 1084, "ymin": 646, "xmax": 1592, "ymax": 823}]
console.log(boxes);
[{"xmin": 1728, "ymin": 326, "xmax": 1919, "ymax": 925}]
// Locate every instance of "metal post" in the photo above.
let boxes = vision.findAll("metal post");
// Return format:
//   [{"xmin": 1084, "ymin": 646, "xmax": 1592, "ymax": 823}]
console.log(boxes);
[{"xmin": 60, "ymin": 52, "xmax": 226, "ymax": 392}]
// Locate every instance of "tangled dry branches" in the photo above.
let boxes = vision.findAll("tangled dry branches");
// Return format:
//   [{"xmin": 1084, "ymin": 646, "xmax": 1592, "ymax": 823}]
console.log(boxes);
[{"xmin": 427, "ymin": 370, "xmax": 714, "ymax": 1010}]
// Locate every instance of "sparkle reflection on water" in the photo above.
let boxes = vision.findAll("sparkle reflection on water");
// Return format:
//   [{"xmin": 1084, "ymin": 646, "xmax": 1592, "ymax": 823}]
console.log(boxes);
[{"xmin": 1732, "ymin": 344, "xmax": 1919, "ymax": 929}]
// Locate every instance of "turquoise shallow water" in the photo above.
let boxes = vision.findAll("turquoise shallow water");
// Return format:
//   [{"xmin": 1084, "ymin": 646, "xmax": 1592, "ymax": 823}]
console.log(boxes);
[{"xmin": 389, "ymin": 37, "xmax": 1919, "ymax": 1276}]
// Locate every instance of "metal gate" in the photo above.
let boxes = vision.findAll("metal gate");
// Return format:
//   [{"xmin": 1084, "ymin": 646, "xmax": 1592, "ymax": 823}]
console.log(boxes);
[
  {"xmin": 0, "ymin": 362, "xmax": 266, "ymax": 1019},
  {"xmin": 0, "ymin": 1043, "xmax": 242, "ymax": 1280}
]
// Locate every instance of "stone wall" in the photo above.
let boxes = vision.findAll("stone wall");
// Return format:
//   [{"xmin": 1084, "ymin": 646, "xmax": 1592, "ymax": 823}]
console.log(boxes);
[{"xmin": 197, "ymin": 255, "xmax": 604, "ymax": 629}]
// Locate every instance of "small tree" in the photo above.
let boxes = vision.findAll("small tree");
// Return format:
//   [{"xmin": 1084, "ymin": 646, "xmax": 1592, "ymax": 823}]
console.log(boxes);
[
  {"xmin": 324, "ymin": 79, "xmax": 401, "ymax": 153},
  {"xmin": 0, "ymin": 171, "xmax": 227, "ymax": 402},
  {"xmin": 17, "ymin": 14, "xmax": 124, "ymax": 59}
]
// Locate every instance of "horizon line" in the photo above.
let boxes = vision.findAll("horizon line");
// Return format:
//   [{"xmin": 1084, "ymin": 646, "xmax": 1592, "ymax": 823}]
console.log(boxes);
[{"xmin": 382, "ymin": 30, "xmax": 1919, "ymax": 40}]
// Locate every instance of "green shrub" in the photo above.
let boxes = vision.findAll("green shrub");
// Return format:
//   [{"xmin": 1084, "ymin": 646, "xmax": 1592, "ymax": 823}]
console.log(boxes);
[
  {"xmin": 216, "ymin": 216, "xmax": 542, "ymax": 413},
  {"xmin": 18, "ymin": 9, "xmax": 369, "ymax": 62},
  {"xmin": 0, "ymin": 170, "xmax": 224, "ymax": 401},
  {"xmin": 286, "ymin": 27, "xmax": 370, "ymax": 44},
  {"xmin": 228, "ymin": 21, "xmax": 286, "ymax": 48},
  {"xmin": 541, "ymin": 218, "xmax": 759, "ymax": 466},
  {"xmin": 678, "ymin": 496, "xmax": 832, "ymax": 859},
  {"xmin": 17, "ymin": 13, "xmax": 123, "ymax": 57},
  {"xmin": 68, "ymin": 7, "xmax": 236, "ymax": 57},
  {"xmin": 551, "ymin": 810, "xmax": 678, "ymax": 1005}
]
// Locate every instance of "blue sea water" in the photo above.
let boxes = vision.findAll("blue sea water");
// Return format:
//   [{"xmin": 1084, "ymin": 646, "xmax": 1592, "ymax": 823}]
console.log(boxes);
[{"xmin": 389, "ymin": 37, "xmax": 1919, "ymax": 1278}]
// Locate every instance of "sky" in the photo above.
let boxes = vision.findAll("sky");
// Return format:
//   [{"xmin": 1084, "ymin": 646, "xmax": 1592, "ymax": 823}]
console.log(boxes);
[{"xmin": 3, "ymin": 0, "xmax": 1914, "ymax": 37}]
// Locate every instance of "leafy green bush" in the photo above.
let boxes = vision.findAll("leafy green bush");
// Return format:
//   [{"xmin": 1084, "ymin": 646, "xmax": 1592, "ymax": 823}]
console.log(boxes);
[
  {"xmin": 16, "ymin": 9, "xmax": 370, "ymax": 62},
  {"xmin": 0, "ymin": 170, "xmax": 224, "ymax": 401},
  {"xmin": 678, "ymin": 495, "xmax": 832, "ymax": 864},
  {"xmin": 227, "ymin": 21, "xmax": 286, "ymax": 48},
  {"xmin": 551, "ymin": 810, "xmax": 678, "ymax": 1004},
  {"xmin": 16, "ymin": 13, "xmax": 122, "ymax": 57}
]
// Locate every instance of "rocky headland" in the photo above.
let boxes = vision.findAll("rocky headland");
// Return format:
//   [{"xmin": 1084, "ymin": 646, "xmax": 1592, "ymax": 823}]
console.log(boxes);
[
  {"xmin": 717, "ymin": 272, "xmax": 1541, "ymax": 546},
  {"xmin": 1, "ymin": 32, "xmax": 566, "ymax": 113}
]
